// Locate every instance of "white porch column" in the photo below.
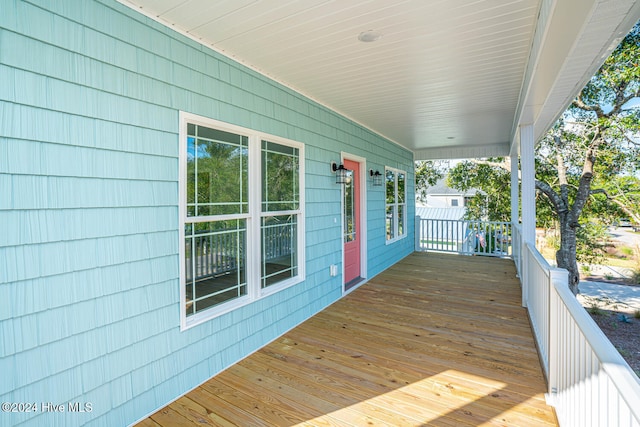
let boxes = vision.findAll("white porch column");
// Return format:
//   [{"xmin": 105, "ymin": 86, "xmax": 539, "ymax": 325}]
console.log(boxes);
[
  {"xmin": 510, "ymin": 154, "xmax": 519, "ymax": 225},
  {"xmin": 520, "ymin": 124, "xmax": 535, "ymax": 308},
  {"xmin": 520, "ymin": 124, "xmax": 536, "ymax": 245}
]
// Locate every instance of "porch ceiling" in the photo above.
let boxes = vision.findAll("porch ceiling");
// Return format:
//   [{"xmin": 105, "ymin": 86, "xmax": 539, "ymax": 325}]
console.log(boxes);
[{"xmin": 118, "ymin": 0, "xmax": 640, "ymax": 160}]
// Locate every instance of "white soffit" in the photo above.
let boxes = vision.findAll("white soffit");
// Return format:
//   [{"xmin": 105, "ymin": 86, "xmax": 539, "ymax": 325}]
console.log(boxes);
[
  {"xmin": 511, "ymin": 0, "xmax": 640, "ymax": 155},
  {"xmin": 117, "ymin": 0, "xmax": 639, "ymax": 160},
  {"xmin": 529, "ymin": 0, "xmax": 640, "ymax": 143}
]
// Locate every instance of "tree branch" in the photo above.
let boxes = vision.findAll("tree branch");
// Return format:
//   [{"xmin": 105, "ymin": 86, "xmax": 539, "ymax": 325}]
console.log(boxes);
[
  {"xmin": 614, "ymin": 124, "xmax": 640, "ymax": 146},
  {"xmin": 572, "ymin": 96, "xmax": 604, "ymax": 116},
  {"xmin": 535, "ymin": 179, "xmax": 567, "ymax": 215},
  {"xmin": 589, "ymin": 188, "xmax": 608, "ymax": 196},
  {"xmin": 607, "ymin": 86, "xmax": 639, "ymax": 117},
  {"xmin": 569, "ymin": 134, "xmax": 602, "ymax": 225},
  {"xmin": 594, "ymin": 183, "xmax": 640, "ymax": 225}
]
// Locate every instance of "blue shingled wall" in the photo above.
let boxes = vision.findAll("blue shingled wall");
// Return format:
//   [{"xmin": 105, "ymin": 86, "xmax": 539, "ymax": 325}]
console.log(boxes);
[{"xmin": 0, "ymin": 0, "xmax": 414, "ymax": 425}]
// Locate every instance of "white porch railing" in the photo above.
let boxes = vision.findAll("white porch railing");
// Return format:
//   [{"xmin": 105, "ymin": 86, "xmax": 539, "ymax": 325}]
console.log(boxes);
[
  {"xmin": 415, "ymin": 216, "xmax": 511, "ymax": 257},
  {"xmin": 520, "ymin": 239, "xmax": 640, "ymax": 427},
  {"xmin": 523, "ymin": 240, "xmax": 553, "ymax": 376},
  {"xmin": 512, "ymin": 223, "xmax": 523, "ymax": 277}
]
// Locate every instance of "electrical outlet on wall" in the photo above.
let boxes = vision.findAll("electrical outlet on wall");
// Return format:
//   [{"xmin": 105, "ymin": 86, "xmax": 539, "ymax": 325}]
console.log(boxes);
[{"xmin": 330, "ymin": 264, "xmax": 338, "ymax": 277}]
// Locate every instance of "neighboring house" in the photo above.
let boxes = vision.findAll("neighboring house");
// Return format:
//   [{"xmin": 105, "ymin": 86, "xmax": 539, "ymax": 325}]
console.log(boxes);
[
  {"xmin": 422, "ymin": 178, "xmax": 481, "ymax": 209},
  {"xmin": 1, "ymin": 1, "xmax": 638, "ymax": 426}
]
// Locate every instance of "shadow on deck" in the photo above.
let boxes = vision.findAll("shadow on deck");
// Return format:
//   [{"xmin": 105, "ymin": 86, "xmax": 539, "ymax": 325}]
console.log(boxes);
[{"xmin": 140, "ymin": 252, "xmax": 557, "ymax": 426}]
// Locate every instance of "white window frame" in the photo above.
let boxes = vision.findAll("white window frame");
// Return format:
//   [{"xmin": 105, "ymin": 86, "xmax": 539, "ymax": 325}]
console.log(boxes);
[
  {"xmin": 385, "ymin": 166, "xmax": 407, "ymax": 244},
  {"xmin": 179, "ymin": 112, "xmax": 305, "ymax": 330}
]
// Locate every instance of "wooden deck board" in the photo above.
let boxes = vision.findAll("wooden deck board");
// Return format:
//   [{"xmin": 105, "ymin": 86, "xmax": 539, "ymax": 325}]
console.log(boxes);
[{"xmin": 141, "ymin": 252, "xmax": 557, "ymax": 426}]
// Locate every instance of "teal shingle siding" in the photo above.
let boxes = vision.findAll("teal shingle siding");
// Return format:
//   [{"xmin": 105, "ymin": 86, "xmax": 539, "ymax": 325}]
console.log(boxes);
[{"xmin": 0, "ymin": 0, "xmax": 415, "ymax": 425}]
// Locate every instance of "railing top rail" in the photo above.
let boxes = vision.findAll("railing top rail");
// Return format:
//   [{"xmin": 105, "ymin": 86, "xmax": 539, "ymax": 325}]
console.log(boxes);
[
  {"xmin": 419, "ymin": 218, "xmax": 511, "ymax": 224},
  {"xmin": 463, "ymin": 220, "xmax": 510, "ymax": 224},
  {"xmin": 551, "ymin": 272, "xmax": 640, "ymax": 420},
  {"xmin": 524, "ymin": 241, "xmax": 551, "ymax": 275}
]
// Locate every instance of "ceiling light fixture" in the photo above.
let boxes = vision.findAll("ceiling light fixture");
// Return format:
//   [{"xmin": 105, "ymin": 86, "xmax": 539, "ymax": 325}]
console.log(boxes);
[{"xmin": 358, "ymin": 30, "xmax": 382, "ymax": 42}]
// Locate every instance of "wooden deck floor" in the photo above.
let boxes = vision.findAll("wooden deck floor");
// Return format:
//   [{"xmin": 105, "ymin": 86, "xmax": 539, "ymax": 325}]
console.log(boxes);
[{"xmin": 139, "ymin": 252, "xmax": 557, "ymax": 426}]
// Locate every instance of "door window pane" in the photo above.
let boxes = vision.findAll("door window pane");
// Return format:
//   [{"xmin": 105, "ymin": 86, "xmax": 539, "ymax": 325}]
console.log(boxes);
[{"xmin": 344, "ymin": 170, "xmax": 355, "ymax": 242}]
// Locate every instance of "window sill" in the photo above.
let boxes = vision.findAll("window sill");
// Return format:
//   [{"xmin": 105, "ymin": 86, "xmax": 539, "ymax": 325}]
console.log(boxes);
[
  {"xmin": 181, "ymin": 294, "xmax": 251, "ymax": 331},
  {"xmin": 180, "ymin": 275, "xmax": 305, "ymax": 331},
  {"xmin": 385, "ymin": 234, "xmax": 407, "ymax": 245}
]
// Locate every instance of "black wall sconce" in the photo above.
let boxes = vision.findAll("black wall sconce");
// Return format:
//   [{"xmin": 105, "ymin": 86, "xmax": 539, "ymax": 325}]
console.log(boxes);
[
  {"xmin": 369, "ymin": 169, "xmax": 382, "ymax": 186},
  {"xmin": 331, "ymin": 162, "xmax": 349, "ymax": 184}
]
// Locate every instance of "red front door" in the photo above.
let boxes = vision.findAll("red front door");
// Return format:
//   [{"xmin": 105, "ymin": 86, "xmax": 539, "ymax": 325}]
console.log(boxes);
[{"xmin": 343, "ymin": 159, "xmax": 361, "ymax": 288}]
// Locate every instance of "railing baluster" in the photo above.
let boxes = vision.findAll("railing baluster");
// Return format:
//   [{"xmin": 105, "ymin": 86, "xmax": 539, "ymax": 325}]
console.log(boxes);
[
  {"xmin": 416, "ymin": 218, "xmax": 514, "ymax": 258},
  {"xmin": 523, "ymin": 242, "xmax": 640, "ymax": 426},
  {"xmin": 206, "ymin": 232, "xmax": 211, "ymax": 276}
]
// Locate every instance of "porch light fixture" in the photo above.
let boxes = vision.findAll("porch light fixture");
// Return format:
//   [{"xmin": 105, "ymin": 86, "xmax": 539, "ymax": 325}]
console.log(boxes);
[
  {"xmin": 369, "ymin": 169, "xmax": 382, "ymax": 186},
  {"xmin": 331, "ymin": 162, "xmax": 349, "ymax": 184}
]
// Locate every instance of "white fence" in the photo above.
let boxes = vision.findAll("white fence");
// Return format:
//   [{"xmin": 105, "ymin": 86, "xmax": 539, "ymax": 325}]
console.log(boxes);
[
  {"xmin": 520, "ymin": 241, "xmax": 640, "ymax": 427},
  {"xmin": 415, "ymin": 216, "xmax": 511, "ymax": 257}
]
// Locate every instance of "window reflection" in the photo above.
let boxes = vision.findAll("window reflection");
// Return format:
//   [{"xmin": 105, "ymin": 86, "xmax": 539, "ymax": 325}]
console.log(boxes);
[{"xmin": 344, "ymin": 170, "xmax": 355, "ymax": 242}]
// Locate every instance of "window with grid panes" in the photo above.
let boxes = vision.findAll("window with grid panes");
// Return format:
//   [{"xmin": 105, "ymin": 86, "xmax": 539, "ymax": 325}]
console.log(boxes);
[
  {"xmin": 385, "ymin": 167, "xmax": 406, "ymax": 243},
  {"xmin": 179, "ymin": 113, "xmax": 304, "ymax": 328}
]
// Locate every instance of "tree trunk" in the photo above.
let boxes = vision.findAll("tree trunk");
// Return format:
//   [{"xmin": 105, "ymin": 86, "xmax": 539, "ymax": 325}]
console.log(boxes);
[{"xmin": 556, "ymin": 216, "xmax": 580, "ymax": 294}]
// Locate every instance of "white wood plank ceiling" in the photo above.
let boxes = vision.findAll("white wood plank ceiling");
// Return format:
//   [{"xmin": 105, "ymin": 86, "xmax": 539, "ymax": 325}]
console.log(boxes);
[{"xmin": 118, "ymin": 0, "xmax": 640, "ymax": 159}]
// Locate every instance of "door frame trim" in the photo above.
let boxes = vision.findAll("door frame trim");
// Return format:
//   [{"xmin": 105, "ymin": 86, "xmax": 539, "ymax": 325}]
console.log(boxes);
[{"xmin": 341, "ymin": 152, "xmax": 367, "ymax": 294}]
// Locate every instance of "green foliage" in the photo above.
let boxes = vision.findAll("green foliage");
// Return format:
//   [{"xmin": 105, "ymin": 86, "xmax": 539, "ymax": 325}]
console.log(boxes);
[
  {"xmin": 546, "ymin": 233, "xmax": 560, "ymax": 251},
  {"xmin": 576, "ymin": 23, "xmax": 640, "ymax": 116},
  {"xmin": 415, "ymin": 160, "xmax": 447, "ymax": 204},
  {"xmin": 446, "ymin": 159, "xmax": 512, "ymax": 221},
  {"xmin": 620, "ymin": 246, "xmax": 635, "ymax": 257},
  {"xmin": 186, "ymin": 126, "xmax": 249, "ymax": 218},
  {"xmin": 262, "ymin": 141, "xmax": 300, "ymax": 212},
  {"xmin": 587, "ymin": 304, "xmax": 604, "ymax": 316},
  {"xmin": 631, "ymin": 246, "xmax": 640, "ymax": 285},
  {"xmin": 576, "ymin": 220, "xmax": 609, "ymax": 265},
  {"xmin": 597, "ymin": 175, "xmax": 640, "ymax": 225}
]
